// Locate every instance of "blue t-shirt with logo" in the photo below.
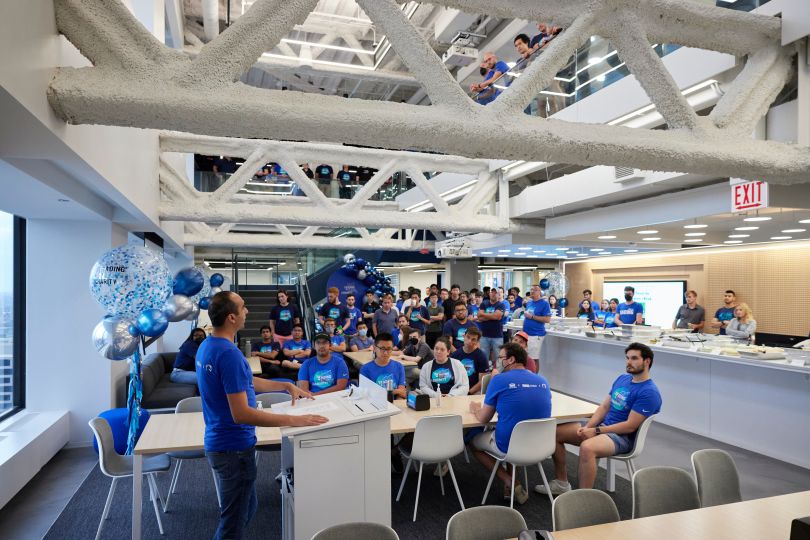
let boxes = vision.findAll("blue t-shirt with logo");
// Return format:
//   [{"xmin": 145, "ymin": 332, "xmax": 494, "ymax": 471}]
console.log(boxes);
[
  {"xmin": 484, "ymin": 369, "xmax": 552, "ymax": 453},
  {"xmin": 617, "ymin": 302, "xmax": 644, "ymax": 325},
  {"xmin": 174, "ymin": 340, "xmax": 199, "ymax": 371},
  {"xmin": 345, "ymin": 306, "xmax": 362, "ymax": 335},
  {"xmin": 468, "ymin": 304, "xmax": 479, "ymax": 320},
  {"xmin": 451, "ymin": 347, "xmax": 488, "ymax": 388},
  {"xmin": 603, "ymin": 374, "xmax": 662, "ymax": 438},
  {"xmin": 479, "ymin": 300, "xmax": 507, "ymax": 338},
  {"xmin": 406, "ymin": 305, "xmax": 429, "ymax": 334},
  {"xmin": 299, "ymin": 353, "xmax": 349, "ymax": 393},
  {"xmin": 283, "ymin": 338, "xmax": 311, "ymax": 358},
  {"xmin": 196, "ymin": 337, "xmax": 256, "ymax": 452},
  {"xmin": 391, "ymin": 328, "xmax": 401, "ymax": 347},
  {"xmin": 714, "ymin": 306, "xmax": 735, "ymax": 335},
  {"xmin": 269, "ymin": 304, "xmax": 300, "ymax": 336},
  {"xmin": 513, "ymin": 296, "xmax": 524, "ymax": 309},
  {"xmin": 319, "ymin": 303, "xmax": 350, "ymax": 328},
  {"xmin": 329, "ymin": 334, "xmax": 345, "ymax": 348},
  {"xmin": 603, "ymin": 313, "xmax": 618, "ymax": 328},
  {"xmin": 443, "ymin": 319, "xmax": 478, "ymax": 350},
  {"xmin": 251, "ymin": 340, "xmax": 279, "ymax": 355},
  {"xmin": 360, "ymin": 360, "xmax": 406, "ymax": 390},
  {"xmin": 522, "ymin": 299, "xmax": 552, "ymax": 336},
  {"xmin": 430, "ymin": 361, "xmax": 456, "ymax": 395},
  {"xmin": 477, "ymin": 60, "xmax": 510, "ymax": 105}
]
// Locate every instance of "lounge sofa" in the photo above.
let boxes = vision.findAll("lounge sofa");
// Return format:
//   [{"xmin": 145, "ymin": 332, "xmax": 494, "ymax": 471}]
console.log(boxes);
[{"xmin": 134, "ymin": 352, "xmax": 199, "ymax": 410}]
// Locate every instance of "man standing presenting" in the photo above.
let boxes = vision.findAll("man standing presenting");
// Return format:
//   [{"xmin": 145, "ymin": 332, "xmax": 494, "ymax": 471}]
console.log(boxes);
[
  {"xmin": 710, "ymin": 290, "xmax": 738, "ymax": 335},
  {"xmin": 197, "ymin": 292, "xmax": 327, "ymax": 540},
  {"xmin": 617, "ymin": 286, "xmax": 644, "ymax": 325},
  {"xmin": 523, "ymin": 284, "xmax": 552, "ymax": 371},
  {"xmin": 673, "ymin": 290, "xmax": 705, "ymax": 332}
]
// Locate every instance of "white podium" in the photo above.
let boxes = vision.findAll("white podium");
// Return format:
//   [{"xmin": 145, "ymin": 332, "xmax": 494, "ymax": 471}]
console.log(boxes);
[{"xmin": 274, "ymin": 389, "xmax": 400, "ymax": 540}]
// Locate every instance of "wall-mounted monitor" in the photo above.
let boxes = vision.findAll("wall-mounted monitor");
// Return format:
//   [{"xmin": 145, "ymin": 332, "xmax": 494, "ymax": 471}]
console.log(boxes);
[{"xmin": 602, "ymin": 280, "xmax": 687, "ymax": 328}]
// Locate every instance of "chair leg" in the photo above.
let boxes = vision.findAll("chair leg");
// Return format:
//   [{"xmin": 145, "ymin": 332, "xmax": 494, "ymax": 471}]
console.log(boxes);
[
  {"xmin": 463, "ymin": 446, "xmax": 470, "ymax": 463},
  {"xmin": 210, "ymin": 466, "xmax": 222, "ymax": 508},
  {"xmin": 412, "ymin": 462, "xmax": 424, "ymax": 522},
  {"xmin": 524, "ymin": 466, "xmax": 529, "ymax": 491},
  {"xmin": 446, "ymin": 460, "xmax": 465, "ymax": 510},
  {"xmin": 537, "ymin": 463, "xmax": 553, "ymax": 506},
  {"xmin": 627, "ymin": 459, "xmax": 636, "ymax": 477},
  {"xmin": 396, "ymin": 458, "xmax": 412, "ymax": 502},
  {"xmin": 439, "ymin": 462, "xmax": 446, "ymax": 496},
  {"xmin": 147, "ymin": 474, "xmax": 165, "ymax": 535},
  {"xmin": 482, "ymin": 458, "xmax": 502, "ymax": 504},
  {"xmin": 95, "ymin": 477, "xmax": 118, "ymax": 540},
  {"xmin": 163, "ymin": 461, "xmax": 180, "ymax": 512},
  {"xmin": 510, "ymin": 465, "xmax": 516, "ymax": 508}
]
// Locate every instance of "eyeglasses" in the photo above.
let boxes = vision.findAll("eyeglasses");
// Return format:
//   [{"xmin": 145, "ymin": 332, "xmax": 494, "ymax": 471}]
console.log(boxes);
[{"xmin": 376, "ymin": 346, "xmax": 393, "ymax": 352}]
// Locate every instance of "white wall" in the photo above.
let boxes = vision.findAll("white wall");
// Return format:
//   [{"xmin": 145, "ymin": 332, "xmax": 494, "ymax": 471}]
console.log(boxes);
[{"xmin": 394, "ymin": 269, "xmax": 444, "ymax": 296}]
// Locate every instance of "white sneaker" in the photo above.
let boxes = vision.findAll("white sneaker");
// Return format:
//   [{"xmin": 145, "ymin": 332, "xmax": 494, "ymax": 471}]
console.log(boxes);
[
  {"xmin": 534, "ymin": 479, "xmax": 571, "ymax": 496},
  {"xmin": 433, "ymin": 463, "xmax": 449, "ymax": 477}
]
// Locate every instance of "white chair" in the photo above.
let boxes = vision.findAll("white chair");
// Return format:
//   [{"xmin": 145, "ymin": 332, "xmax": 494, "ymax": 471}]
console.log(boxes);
[
  {"xmin": 446, "ymin": 506, "xmax": 527, "ymax": 540},
  {"xmin": 632, "ymin": 466, "xmax": 700, "ymax": 518},
  {"xmin": 396, "ymin": 415, "xmax": 466, "ymax": 521},
  {"xmin": 481, "ymin": 418, "xmax": 556, "ymax": 508},
  {"xmin": 552, "ymin": 488, "xmax": 620, "ymax": 531},
  {"xmin": 165, "ymin": 396, "xmax": 221, "ymax": 511},
  {"xmin": 88, "ymin": 417, "xmax": 170, "ymax": 539},
  {"xmin": 312, "ymin": 521, "xmax": 399, "ymax": 539},
  {"xmin": 691, "ymin": 449, "xmax": 742, "ymax": 507},
  {"xmin": 602, "ymin": 414, "xmax": 656, "ymax": 489}
]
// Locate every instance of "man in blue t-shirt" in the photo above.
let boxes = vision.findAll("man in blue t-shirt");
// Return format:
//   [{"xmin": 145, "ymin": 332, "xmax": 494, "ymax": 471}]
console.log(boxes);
[
  {"xmin": 478, "ymin": 288, "xmax": 507, "ymax": 368},
  {"xmin": 323, "ymin": 318, "xmax": 347, "ymax": 353},
  {"xmin": 443, "ymin": 302, "xmax": 478, "ymax": 351},
  {"xmin": 359, "ymin": 332, "xmax": 407, "ymax": 399},
  {"xmin": 196, "ymin": 292, "xmax": 326, "ymax": 539},
  {"xmin": 617, "ymin": 286, "xmax": 644, "ymax": 325},
  {"xmin": 404, "ymin": 291, "xmax": 430, "ymax": 335},
  {"xmin": 298, "ymin": 333, "xmax": 350, "ymax": 395},
  {"xmin": 537, "ymin": 342, "xmax": 662, "ymax": 495},
  {"xmin": 469, "ymin": 342, "xmax": 552, "ymax": 505},
  {"xmin": 317, "ymin": 287, "xmax": 350, "ymax": 331},
  {"xmin": 343, "ymin": 293, "xmax": 363, "ymax": 338},
  {"xmin": 450, "ymin": 326, "xmax": 489, "ymax": 394},
  {"xmin": 470, "ymin": 52, "xmax": 509, "ymax": 105},
  {"xmin": 251, "ymin": 325, "xmax": 281, "ymax": 377},
  {"xmin": 710, "ymin": 289, "xmax": 738, "ymax": 335},
  {"xmin": 522, "ymin": 284, "xmax": 552, "ymax": 370}
]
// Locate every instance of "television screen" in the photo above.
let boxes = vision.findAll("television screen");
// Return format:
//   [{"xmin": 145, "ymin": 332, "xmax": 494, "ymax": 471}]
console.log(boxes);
[{"xmin": 602, "ymin": 280, "xmax": 687, "ymax": 328}]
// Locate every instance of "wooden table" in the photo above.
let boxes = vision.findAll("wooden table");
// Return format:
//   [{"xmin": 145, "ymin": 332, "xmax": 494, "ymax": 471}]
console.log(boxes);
[
  {"xmin": 247, "ymin": 356, "xmax": 263, "ymax": 375},
  {"xmin": 343, "ymin": 350, "xmax": 418, "ymax": 368},
  {"xmin": 549, "ymin": 491, "xmax": 810, "ymax": 540}
]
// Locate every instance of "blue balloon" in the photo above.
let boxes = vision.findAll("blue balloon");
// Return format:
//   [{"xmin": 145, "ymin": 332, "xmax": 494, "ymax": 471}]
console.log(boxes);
[
  {"xmin": 209, "ymin": 273, "xmax": 225, "ymax": 287},
  {"xmin": 199, "ymin": 297, "xmax": 211, "ymax": 310},
  {"xmin": 135, "ymin": 309, "xmax": 169, "ymax": 337},
  {"xmin": 354, "ymin": 258, "xmax": 367, "ymax": 269},
  {"xmin": 89, "ymin": 244, "xmax": 172, "ymax": 319},
  {"xmin": 540, "ymin": 278, "xmax": 550, "ymax": 290},
  {"xmin": 558, "ymin": 298, "xmax": 569, "ymax": 308},
  {"xmin": 173, "ymin": 267, "xmax": 205, "ymax": 296},
  {"xmin": 363, "ymin": 275, "xmax": 377, "ymax": 286}
]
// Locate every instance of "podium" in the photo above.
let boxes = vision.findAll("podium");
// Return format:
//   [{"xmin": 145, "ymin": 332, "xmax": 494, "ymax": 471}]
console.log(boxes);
[{"xmin": 274, "ymin": 389, "xmax": 401, "ymax": 540}]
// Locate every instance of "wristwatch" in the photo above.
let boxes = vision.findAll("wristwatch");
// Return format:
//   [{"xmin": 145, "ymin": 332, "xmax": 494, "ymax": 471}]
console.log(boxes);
[{"xmin": 595, "ymin": 427, "xmax": 602, "ymax": 435}]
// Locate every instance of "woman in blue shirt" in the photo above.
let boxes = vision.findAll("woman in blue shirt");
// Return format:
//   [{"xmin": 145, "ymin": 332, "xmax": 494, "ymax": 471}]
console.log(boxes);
[
  {"xmin": 577, "ymin": 299, "xmax": 595, "ymax": 322},
  {"xmin": 171, "ymin": 328, "xmax": 206, "ymax": 385},
  {"xmin": 594, "ymin": 298, "xmax": 620, "ymax": 329}
]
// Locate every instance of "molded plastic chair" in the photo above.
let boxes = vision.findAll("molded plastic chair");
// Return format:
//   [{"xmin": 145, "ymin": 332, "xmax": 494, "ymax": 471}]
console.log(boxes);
[
  {"xmin": 691, "ymin": 449, "xmax": 742, "ymax": 507},
  {"xmin": 88, "ymin": 417, "xmax": 170, "ymax": 539},
  {"xmin": 603, "ymin": 414, "xmax": 656, "ymax": 487},
  {"xmin": 552, "ymin": 489, "xmax": 620, "ymax": 531},
  {"xmin": 164, "ymin": 396, "xmax": 221, "ymax": 511},
  {"xmin": 632, "ymin": 466, "xmax": 700, "ymax": 518},
  {"xmin": 396, "ymin": 415, "xmax": 465, "ymax": 521},
  {"xmin": 480, "ymin": 374, "xmax": 492, "ymax": 395},
  {"xmin": 311, "ymin": 521, "xmax": 399, "ymax": 540},
  {"xmin": 481, "ymin": 418, "xmax": 556, "ymax": 508},
  {"xmin": 256, "ymin": 392, "xmax": 293, "ymax": 408},
  {"xmin": 446, "ymin": 506, "xmax": 527, "ymax": 540}
]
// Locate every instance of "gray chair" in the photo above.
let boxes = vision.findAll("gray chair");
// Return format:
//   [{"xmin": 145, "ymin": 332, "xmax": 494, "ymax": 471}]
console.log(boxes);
[
  {"xmin": 396, "ymin": 415, "xmax": 466, "ymax": 521},
  {"xmin": 691, "ymin": 449, "xmax": 742, "ymax": 507},
  {"xmin": 552, "ymin": 488, "xmax": 620, "ymax": 531},
  {"xmin": 164, "ymin": 396, "xmax": 221, "ymax": 511},
  {"xmin": 480, "ymin": 373, "xmax": 492, "ymax": 395},
  {"xmin": 632, "ymin": 466, "xmax": 701, "ymax": 518},
  {"xmin": 446, "ymin": 506, "xmax": 527, "ymax": 540},
  {"xmin": 311, "ymin": 521, "xmax": 399, "ymax": 540},
  {"xmin": 88, "ymin": 417, "xmax": 170, "ymax": 539},
  {"xmin": 603, "ymin": 414, "xmax": 656, "ymax": 488}
]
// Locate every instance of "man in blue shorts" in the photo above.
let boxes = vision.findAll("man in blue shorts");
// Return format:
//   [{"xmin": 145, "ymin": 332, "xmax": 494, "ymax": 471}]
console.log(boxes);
[{"xmin": 536, "ymin": 342, "xmax": 662, "ymax": 494}]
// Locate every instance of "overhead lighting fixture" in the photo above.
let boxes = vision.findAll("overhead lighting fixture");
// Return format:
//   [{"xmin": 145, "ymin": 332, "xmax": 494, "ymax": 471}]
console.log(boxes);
[
  {"xmin": 684, "ymin": 232, "xmax": 706, "ymax": 237},
  {"xmin": 771, "ymin": 236, "xmax": 792, "ymax": 240},
  {"xmin": 799, "ymin": 219, "xmax": 810, "ymax": 224},
  {"xmin": 607, "ymin": 79, "xmax": 719, "ymax": 125},
  {"xmin": 728, "ymin": 234, "xmax": 750, "ymax": 238},
  {"xmin": 566, "ymin": 250, "xmax": 579, "ymax": 254},
  {"xmin": 517, "ymin": 247, "xmax": 533, "ymax": 250},
  {"xmin": 642, "ymin": 237, "xmax": 661, "ymax": 241},
  {"xmin": 598, "ymin": 235, "xmax": 617, "ymax": 239},
  {"xmin": 724, "ymin": 240, "xmax": 743, "ymax": 244},
  {"xmin": 498, "ymin": 249, "xmax": 511, "ymax": 253},
  {"xmin": 576, "ymin": 253, "xmax": 589, "ymax": 257},
  {"xmin": 743, "ymin": 216, "xmax": 772, "ymax": 222},
  {"xmin": 480, "ymin": 251, "xmax": 493, "ymax": 255},
  {"xmin": 590, "ymin": 248, "xmax": 604, "ymax": 252},
  {"xmin": 683, "ymin": 239, "xmax": 703, "ymax": 243},
  {"xmin": 262, "ymin": 52, "xmax": 376, "ymax": 71},
  {"xmin": 735, "ymin": 226, "xmax": 759, "ymax": 231},
  {"xmin": 599, "ymin": 251, "xmax": 612, "ymax": 255},
  {"xmin": 637, "ymin": 230, "xmax": 658, "ymax": 234},
  {"xmin": 533, "ymin": 250, "xmax": 546, "ymax": 254},
  {"xmin": 782, "ymin": 229, "xmax": 806, "ymax": 233},
  {"xmin": 555, "ymin": 247, "xmax": 569, "ymax": 251},
  {"xmin": 684, "ymin": 224, "xmax": 708, "ymax": 229},
  {"xmin": 624, "ymin": 249, "xmax": 638, "ymax": 253},
  {"xmin": 279, "ymin": 38, "xmax": 375, "ymax": 55}
]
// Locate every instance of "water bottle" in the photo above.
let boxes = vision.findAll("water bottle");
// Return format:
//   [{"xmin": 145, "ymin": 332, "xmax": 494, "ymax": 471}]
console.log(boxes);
[
  {"xmin": 257, "ymin": 401, "xmax": 264, "ymax": 411},
  {"xmin": 243, "ymin": 339, "xmax": 252, "ymax": 357},
  {"xmin": 435, "ymin": 382, "xmax": 442, "ymax": 408}
]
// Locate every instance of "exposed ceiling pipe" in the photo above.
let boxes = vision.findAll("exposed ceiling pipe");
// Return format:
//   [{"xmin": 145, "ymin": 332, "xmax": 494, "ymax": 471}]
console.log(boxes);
[{"xmin": 202, "ymin": 0, "xmax": 220, "ymax": 42}]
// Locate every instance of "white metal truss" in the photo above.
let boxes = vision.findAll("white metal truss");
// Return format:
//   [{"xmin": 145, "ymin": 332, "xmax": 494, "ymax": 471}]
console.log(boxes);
[
  {"xmin": 49, "ymin": 0, "xmax": 810, "ymax": 184},
  {"xmin": 159, "ymin": 132, "xmax": 512, "ymax": 250}
]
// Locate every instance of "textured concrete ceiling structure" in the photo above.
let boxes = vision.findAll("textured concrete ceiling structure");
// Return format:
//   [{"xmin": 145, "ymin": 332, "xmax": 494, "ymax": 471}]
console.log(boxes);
[{"xmin": 48, "ymin": 0, "xmax": 809, "ymax": 186}]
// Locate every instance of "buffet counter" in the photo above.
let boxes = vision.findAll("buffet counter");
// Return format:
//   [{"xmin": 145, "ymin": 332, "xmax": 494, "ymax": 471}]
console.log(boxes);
[{"xmin": 536, "ymin": 328, "xmax": 810, "ymax": 469}]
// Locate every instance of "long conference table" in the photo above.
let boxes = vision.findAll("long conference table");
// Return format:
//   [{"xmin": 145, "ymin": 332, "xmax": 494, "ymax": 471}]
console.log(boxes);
[{"xmin": 132, "ymin": 391, "xmax": 596, "ymax": 539}]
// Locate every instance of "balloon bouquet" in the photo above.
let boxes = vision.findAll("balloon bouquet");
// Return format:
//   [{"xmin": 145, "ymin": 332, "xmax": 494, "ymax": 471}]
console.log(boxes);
[
  {"xmin": 89, "ymin": 244, "xmax": 225, "ymax": 454},
  {"xmin": 539, "ymin": 271, "xmax": 570, "ymax": 313},
  {"xmin": 342, "ymin": 253, "xmax": 396, "ymax": 298}
]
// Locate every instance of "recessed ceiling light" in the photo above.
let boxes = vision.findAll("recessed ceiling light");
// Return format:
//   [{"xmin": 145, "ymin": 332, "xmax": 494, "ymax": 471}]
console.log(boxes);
[
  {"xmin": 684, "ymin": 224, "xmax": 708, "ymax": 229},
  {"xmin": 724, "ymin": 240, "xmax": 743, "ymax": 244},
  {"xmin": 555, "ymin": 247, "xmax": 569, "ymax": 251},
  {"xmin": 498, "ymin": 249, "xmax": 511, "ymax": 253},
  {"xmin": 734, "ymin": 226, "xmax": 759, "ymax": 231},
  {"xmin": 771, "ymin": 236, "xmax": 792, "ymax": 240},
  {"xmin": 480, "ymin": 251, "xmax": 493, "ymax": 255},
  {"xmin": 683, "ymin": 239, "xmax": 703, "ymax": 243},
  {"xmin": 642, "ymin": 237, "xmax": 661, "ymax": 241},
  {"xmin": 637, "ymin": 230, "xmax": 658, "ymax": 234},
  {"xmin": 624, "ymin": 249, "xmax": 638, "ymax": 253},
  {"xmin": 799, "ymin": 219, "xmax": 810, "ymax": 224},
  {"xmin": 590, "ymin": 248, "xmax": 604, "ymax": 252},
  {"xmin": 782, "ymin": 229, "xmax": 806, "ymax": 233},
  {"xmin": 517, "ymin": 247, "xmax": 532, "ymax": 250},
  {"xmin": 728, "ymin": 234, "xmax": 749, "ymax": 238},
  {"xmin": 533, "ymin": 250, "xmax": 546, "ymax": 254},
  {"xmin": 597, "ymin": 235, "xmax": 616, "ymax": 239},
  {"xmin": 684, "ymin": 232, "xmax": 706, "ymax": 237},
  {"xmin": 566, "ymin": 250, "xmax": 579, "ymax": 254},
  {"xmin": 599, "ymin": 252, "xmax": 612, "ymax": 255},
  {"xmin": 576, "ymin": 253, "xmax": 588, "ymax": 257},
  {"xmin": 744, "ymin": 216, "xmax": 772, "ymax": 222}
]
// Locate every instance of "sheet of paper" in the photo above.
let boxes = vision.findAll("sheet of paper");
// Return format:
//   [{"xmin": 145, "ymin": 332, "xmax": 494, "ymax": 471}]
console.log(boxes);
[
  {"xmin": 359, "ymin": 374, "xmax": 388, "ymax": 408},
  {"xmin": 272, "ymin": 400, "xmax": 340, "ymax": 416}
]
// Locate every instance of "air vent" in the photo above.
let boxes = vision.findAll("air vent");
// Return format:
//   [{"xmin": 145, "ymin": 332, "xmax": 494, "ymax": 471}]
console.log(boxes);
[{"xmin": 614, "ymin": 166, "xmax": 644, "ymax": 183}]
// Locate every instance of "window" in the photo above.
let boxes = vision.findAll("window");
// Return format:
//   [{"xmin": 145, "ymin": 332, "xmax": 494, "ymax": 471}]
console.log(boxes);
[{"xmin": 0, "ymin": 211, "xmax": 24, "ymax": 421}]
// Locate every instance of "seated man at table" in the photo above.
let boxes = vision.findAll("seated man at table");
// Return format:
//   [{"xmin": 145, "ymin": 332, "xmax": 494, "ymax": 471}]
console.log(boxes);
[
  {"xmin": 281, "ymin": 324, "xmax": 311, "ymax": 372},
  {"xmin": 349, "ymin": 321, "xmax": 374, "ymax": 351},
  {"xmin": 298, "ymin": 333, "xmax": 350, "ymax": 395},
  {"xmin": 251, "ymin": 325, "xmax": 282, "ymax": 378},
  {"xmin": 359, "ymin": 332, "xmax": 407, "ymax": 399},
  {"xmin": 449, "ymin": 326, "xmax": 489, "ymax": 395},
  {"xmin": 469, "ymin": 342, "xmax": 552, "ymax": 505},
  {"xmin": 536, "ymin": 342, "xmax": 662, "ymax": 495},
  {"xmin": 323, "ymin": 317, "xmax": 347, "ymax": 353}
]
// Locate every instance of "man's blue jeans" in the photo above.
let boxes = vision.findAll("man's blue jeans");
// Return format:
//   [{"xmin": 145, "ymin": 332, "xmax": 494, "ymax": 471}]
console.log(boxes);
[
  {"xmin": 479, "ymin": 336, "xmax": 504, "ymax": 369},
  {"xmin": 206, "ymin": 447, "xmax": 258, "ymax": 540}
]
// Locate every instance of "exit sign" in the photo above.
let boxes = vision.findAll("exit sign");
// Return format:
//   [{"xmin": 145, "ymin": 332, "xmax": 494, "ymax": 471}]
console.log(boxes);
[{"xmin": 730, "ymin": 179, "xmax": 768, "ymax": 213}]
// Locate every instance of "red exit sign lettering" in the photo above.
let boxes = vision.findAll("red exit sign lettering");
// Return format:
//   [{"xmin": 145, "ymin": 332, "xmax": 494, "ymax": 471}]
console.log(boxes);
[{"xmin": 730, "ymin": 179, "xmax": 768, "ymax": 213}]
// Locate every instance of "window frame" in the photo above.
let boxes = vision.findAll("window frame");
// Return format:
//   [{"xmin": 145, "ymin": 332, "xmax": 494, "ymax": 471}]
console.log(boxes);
[{"xmin": 1, "ymin": 215, "xmax": 25, "ymax": 422}]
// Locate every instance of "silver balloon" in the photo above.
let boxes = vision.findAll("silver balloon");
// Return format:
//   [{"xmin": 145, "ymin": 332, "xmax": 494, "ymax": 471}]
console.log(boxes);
[
  {"xmin": 343, "ymin": 253, "xmax": 356, "ymax": 265},
  {"xmin": 185, "ymin": 301, "xmax": 200, "ymax": 321},
  {"xmin": 209, "ymin": 286, "xmax": 223, "ymax": 296},
  {"xmin": 92, "ymin": 316, "xmax": 139, "ymax": 360},
  {"xmin": 164, "ymin": 294, "xmax": 194, "ymax": 322},
  {"xmin": 357, "ymin": 269, "xmax": 367, "ymax": 280}
]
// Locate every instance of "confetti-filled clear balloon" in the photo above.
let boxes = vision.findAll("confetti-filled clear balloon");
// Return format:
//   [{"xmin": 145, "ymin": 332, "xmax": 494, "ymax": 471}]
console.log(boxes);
[
  {"xmin": 92, "ymin": 316, "xmax": 140, "ymax": 360},
  {"xmin": 190, "ymin": 266, "xmax": 211, "ymax": 303},
  {"xmin": 542, "ymin": 271, "xmax": 570, "ymax": 299},
  {"xmin": 163, "ymin": 294, "xmax": 194, "ymax": 322},
  {"xmin": 209, "ymin": 286, "xmax": 223, "ymax": 297},
  {"xmin": 89, "ymin": 245, "xmax": 172, "ymax": 318}
]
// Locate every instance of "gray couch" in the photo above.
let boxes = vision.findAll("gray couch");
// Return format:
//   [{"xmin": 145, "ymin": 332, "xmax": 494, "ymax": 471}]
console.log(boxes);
[{"xmin": 137, "ymin": 352, "xmax": 198, "ymax": 410}]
